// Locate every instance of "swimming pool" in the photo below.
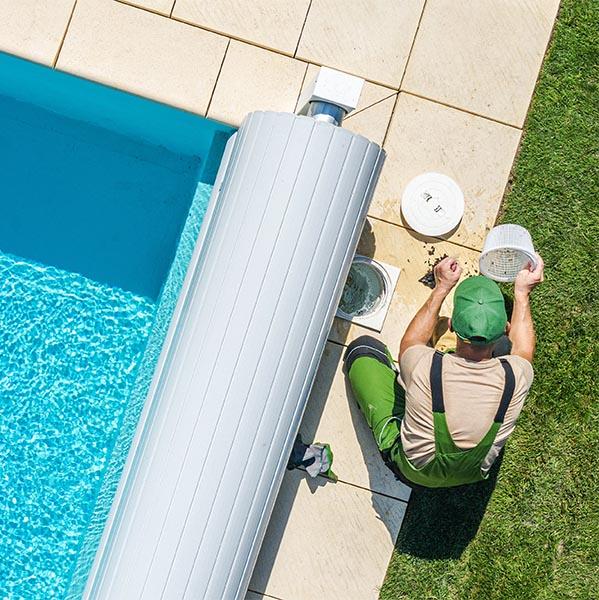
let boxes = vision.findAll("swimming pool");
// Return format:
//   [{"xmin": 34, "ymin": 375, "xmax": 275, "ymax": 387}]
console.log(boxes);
[{"xmin": 0, "ymin": 52, "xmax": 233, "ymax": 599}]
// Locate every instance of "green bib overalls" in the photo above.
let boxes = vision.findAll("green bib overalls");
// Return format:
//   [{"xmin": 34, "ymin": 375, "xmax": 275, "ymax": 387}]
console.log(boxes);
[{"xmin": 391, "ymin": 351, "xmax": 516, "ymax": 488}]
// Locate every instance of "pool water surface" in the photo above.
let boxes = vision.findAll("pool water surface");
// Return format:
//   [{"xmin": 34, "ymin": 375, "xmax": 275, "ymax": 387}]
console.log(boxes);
[
  {"xmin": 0, "ymin": 52, "xmax": 232, "ymax": 599},
  {"xmin": 0, "ymin": 252, "xmax": 155, "ymax": 596}
]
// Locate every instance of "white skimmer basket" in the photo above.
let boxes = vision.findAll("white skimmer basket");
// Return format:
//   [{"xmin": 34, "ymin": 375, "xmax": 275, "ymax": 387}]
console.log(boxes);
[{"xmin": 479, "ymin": 224, "xmax": 537, "ymax": 282}]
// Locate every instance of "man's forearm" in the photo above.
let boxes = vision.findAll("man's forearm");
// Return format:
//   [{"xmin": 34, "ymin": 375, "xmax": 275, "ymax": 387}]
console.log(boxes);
[
  {"xmin": 400, "ymin": 287, "xmax": 450, "ymax": 358},
  {"xmin": 509, "ymin": 292, "xmax": 535, "ymax": 362}
]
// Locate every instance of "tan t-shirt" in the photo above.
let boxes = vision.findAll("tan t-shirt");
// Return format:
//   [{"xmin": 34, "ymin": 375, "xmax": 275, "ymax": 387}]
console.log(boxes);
[{"xmin": 399, "ymin": 345, "xmax": 534, "ymax": 473}]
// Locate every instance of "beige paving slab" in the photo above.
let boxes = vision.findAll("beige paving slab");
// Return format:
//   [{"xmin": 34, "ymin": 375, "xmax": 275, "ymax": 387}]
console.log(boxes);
[
  {"xmin": 402, "ymin": 0, "xmax": 560, "ymax": 127},
  {"xmin": 370, "ymin": 93, "xmax": 522, "ymax": 250},
  {"xmin": 298, "ymin": 63, "xmax": 397, "ymax": 115},
  {"xmin": 343, "ymin": 96, "xmax": 396, "ymax": 145},
  {"xmin": 300, "ymin": 342, "xmax": 411, "ymax": 501},
  {"xmin": 173, "ymin": 0, "xmax": 311, "ymax": 55},
  {"xmin": 329, "ymin": 217, "xmax": 480, "ymax": 352},
  {"xmin": 0, "ymin": 0, "xmax": 75, "ymax": 66},
  {"xmin": 296, "ymin": 0, "xmax": 425, "ymax": 87},
  {"xmin": 121, "ymin": 0, "xmax": 174, "ymax": 16},
  {"xmin": 56, "ymin": 0, "xmax": 228, "ymax": 115},
  {"xmin": 250, "ymin": 469, "xmax": 406, "ymax": 600},
  {"xmin": 207, "ymin": 41, "xmax": 307, "ymax": 127}
]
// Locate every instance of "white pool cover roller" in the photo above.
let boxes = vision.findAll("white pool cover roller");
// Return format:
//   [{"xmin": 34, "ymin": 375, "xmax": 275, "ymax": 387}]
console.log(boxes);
[{"xmin": 83, "ymin": 111, "xmax": 385, "ymax": 600}]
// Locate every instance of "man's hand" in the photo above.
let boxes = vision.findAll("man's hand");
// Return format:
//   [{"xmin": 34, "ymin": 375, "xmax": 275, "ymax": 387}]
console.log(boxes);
[
  {"xmin": 434, "ymin": 257, "xmax": 462, "ymax": 293},
  {"xmin": 514, "ymin": 253, "xmax": 544, "ymax": 298}
]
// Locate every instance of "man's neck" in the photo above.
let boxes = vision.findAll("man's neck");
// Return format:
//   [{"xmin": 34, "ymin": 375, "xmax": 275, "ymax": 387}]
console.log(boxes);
[{"xmin": 455, "ymin": 340, "xmax": 494, "ymax": 361}]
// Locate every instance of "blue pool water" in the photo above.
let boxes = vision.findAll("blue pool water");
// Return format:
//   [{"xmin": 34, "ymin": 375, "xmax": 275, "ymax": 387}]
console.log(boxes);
[
  {"xmin": 0, "ymin": 52, "xmax": 233, "ymax": 598},
  {"xmin": 0, "ymin": 252, "xmax": 155, "ymax": 596},
  {"xmin": 0, "ymin": 93, "xmax": 200, "ymax": 300}
]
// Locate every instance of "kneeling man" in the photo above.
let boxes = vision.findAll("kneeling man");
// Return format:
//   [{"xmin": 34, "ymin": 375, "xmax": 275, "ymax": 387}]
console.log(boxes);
[{"xmin": 345, "ymin": 255, "xmax": 543, "ymax": 488}]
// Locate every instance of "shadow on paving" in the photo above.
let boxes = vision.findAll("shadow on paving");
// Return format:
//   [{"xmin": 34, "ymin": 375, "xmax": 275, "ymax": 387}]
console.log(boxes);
[{"xmin": 395, "ymin": 452, "xmax": 503, "ymax": 559}]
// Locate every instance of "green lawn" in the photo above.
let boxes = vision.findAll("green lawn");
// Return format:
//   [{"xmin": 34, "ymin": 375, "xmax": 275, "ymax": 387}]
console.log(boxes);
[{"xmin": 380, "ymin": 1, "xmax": 599, "ymax": 598}]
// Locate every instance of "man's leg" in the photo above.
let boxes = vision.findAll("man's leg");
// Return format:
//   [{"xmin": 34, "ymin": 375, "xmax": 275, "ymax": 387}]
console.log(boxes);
[{"xmin": 344, "ymin": 336, "xmax": 405, "ymax": 452}]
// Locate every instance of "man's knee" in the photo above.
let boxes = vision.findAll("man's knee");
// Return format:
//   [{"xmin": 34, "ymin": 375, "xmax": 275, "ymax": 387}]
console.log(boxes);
[
  {"xmin": 344, "ymin": 335, "xmax": 394, "ymax": 373},
  {"xmin": 345, "ymin": 335, "xmax": 383, "ymax": 356},
  {"xmin": 492, "ymin": 334, "xmax": 512, "ymax": 357}
]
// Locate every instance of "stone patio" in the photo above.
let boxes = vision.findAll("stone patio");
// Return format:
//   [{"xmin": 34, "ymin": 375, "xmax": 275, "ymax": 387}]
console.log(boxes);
[{"xmin": 0, "ymin": 1, "xmax": 561, "ymax": 598}]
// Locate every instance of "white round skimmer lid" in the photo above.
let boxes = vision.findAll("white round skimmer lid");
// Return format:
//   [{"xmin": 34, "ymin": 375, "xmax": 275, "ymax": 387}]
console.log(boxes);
[{"xmin": 401, "ymin": 173, "xmax": 464, "ymax": 236}]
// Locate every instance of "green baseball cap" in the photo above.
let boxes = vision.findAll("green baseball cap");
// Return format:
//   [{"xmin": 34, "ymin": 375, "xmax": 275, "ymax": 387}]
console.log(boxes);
[{"xmin": 451, "ymin": 276, "xmax": 507, "ymax": 345}]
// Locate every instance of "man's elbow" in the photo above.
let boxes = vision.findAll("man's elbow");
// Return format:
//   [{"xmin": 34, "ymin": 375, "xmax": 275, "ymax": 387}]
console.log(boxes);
[{"xmin": 510, "ymin": 344, "xmax": 535, "ymax": 364}]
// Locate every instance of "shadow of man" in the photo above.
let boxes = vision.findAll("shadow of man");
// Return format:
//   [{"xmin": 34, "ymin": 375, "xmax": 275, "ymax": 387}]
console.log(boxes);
[{"xmin": 396, "ymin": 451, "xmax": 504, "ymax": 559}]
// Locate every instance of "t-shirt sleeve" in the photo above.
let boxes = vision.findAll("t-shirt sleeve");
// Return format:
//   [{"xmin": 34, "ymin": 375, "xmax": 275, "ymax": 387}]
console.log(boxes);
[{"xmin": 400, "ymin": 345, "xmax": 433, "ymax": 387}]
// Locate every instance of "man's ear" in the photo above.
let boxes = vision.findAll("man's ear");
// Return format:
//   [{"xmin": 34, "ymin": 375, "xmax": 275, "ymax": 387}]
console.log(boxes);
[
  {"xmin": 448, "ymin": 318, "xmax": 454, "ymax": 333},
  {"xmin": 505, "ymin": 321, "xmax": 511, "ymax": 335}
]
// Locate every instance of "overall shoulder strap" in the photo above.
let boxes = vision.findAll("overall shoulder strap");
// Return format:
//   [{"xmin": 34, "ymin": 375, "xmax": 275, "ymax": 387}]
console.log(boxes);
[
  {"xmin": 430, "ymin": 350, "xmax": 445, "ymax": 413},
  {"xmin": 429, "ymin": 350, "xmax": 462, "ymax": 455},
  {"xmin": 495, "ymin": 359, "xmax": 516, "ymax": 423}
]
